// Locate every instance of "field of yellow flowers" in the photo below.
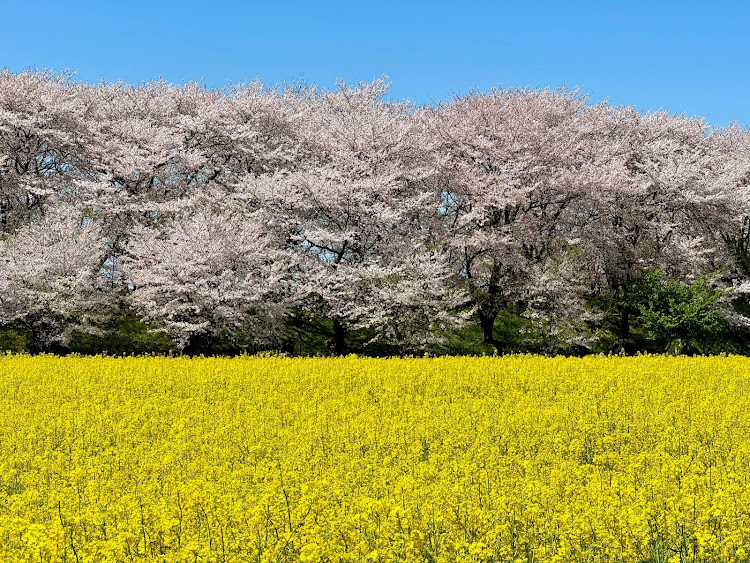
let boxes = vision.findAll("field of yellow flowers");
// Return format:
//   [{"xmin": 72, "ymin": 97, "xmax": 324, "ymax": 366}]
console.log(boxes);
[{"xmin": 2, "ymin": 354, "xmax": 750, "ymax": 562}]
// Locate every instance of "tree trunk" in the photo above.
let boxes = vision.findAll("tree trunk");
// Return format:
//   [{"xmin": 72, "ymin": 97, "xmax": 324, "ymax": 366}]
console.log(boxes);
[
  {"xmin": 183, "ymin": 333, "xmax": 209, "ymax": 356},
  {"xmin": 329, "ymin": 318, "xmax": 347, "ymax": 356},
  {"xmin": 478, "ymin": 307, "xmax": 501, "ymax": 352},
  {"xmin": 28, "ymin": 326, "xmax": 41, "ymax": 355},
  {"xmin": 620, "ymin": 306, "xmax": 630, "ymax": 340},
  {"xmin": 471, "ymin": 258, "xmax": 504, "ymax": 353}
]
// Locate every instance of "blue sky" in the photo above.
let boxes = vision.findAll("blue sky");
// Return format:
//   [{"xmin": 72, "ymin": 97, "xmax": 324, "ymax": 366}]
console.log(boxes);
[{"xmin": 2, "ymin": 1, "xmax": 748, "ymax": 126}]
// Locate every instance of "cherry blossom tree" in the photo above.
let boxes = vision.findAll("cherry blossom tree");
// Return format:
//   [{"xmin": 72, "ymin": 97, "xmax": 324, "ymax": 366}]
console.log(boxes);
[
  {"xmin": 1, "ymin": 69, "xmax": 747, "ymax": 354},
  {"xmin": 72, "ymin": 80, "xmax": 211, "ymax": 249},
  {"xmin": 125, "ymin": 205, "xmax": 290, "ymax": 352},
  {"xmin": 0, "ymin": 207, "xmax": 108, "ymax": 350},
  {"xmin": 572, "ymin": 108, "xmax": 722, "ymax": 342},
  {"xmin": 707, "ymin": 125, "xmax": 750, "ymax": 276},
  {"xmin": 691, "ymin": 125, "xmax": 750, "ymax": 336},
  {"xmin": 263, "ymin": 79, "xmax": 462, "ymax": 353},
  {"xmin": 426, "ymin": 88, "xmax": 615, "ymax": 351},
  {"xmin": 0, "ymin": 70, "xmax": 87, "ymax": 233}
]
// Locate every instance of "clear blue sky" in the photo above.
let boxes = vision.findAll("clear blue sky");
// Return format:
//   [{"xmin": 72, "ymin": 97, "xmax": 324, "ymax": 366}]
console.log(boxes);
[{"xmin": 2, "ymin": 0, "xmax": 748, "ymax": 126}]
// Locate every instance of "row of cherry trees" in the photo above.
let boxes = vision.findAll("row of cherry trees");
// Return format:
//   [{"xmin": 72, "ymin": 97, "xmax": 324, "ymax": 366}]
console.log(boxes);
[{"xmin": 1, "ymin": 70, "xmax": 749, "ymax": 354}]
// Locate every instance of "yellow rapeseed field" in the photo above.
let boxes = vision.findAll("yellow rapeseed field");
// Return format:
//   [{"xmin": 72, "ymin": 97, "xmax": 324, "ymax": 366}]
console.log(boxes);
[{"xmin": 2, "ymin": 355, "xmax": 750, "ymax": 562}]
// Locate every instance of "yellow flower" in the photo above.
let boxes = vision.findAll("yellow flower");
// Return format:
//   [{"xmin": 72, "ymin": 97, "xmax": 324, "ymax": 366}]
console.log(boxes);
[{"xmin": 1, "ymin": 354, "xmax": 750, "ymax": 561}]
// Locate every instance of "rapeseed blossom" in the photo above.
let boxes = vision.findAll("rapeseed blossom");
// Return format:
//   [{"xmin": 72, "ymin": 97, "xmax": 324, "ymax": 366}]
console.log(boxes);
[{"xmin": 1, "ymin": 354, "xmax": 750, "ymax": 562}]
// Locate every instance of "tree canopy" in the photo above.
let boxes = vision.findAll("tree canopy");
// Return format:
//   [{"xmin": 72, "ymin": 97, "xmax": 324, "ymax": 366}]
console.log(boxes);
[{"xmin": 1, "ymin": 70, "xmax": 749, "ymax": 355}]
